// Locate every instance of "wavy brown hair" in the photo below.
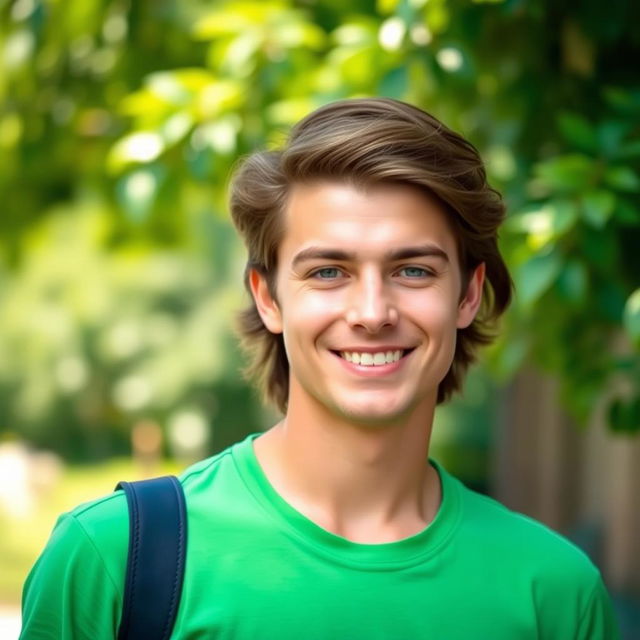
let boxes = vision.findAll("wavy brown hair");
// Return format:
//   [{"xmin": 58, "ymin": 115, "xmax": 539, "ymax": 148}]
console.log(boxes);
[{"xmin": 230, "ymin": 98, "xmax": 512, "ymax": 413}]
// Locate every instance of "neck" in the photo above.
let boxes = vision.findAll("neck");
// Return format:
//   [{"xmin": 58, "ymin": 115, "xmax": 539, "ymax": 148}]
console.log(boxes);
[{"xmin": 253, "ymin": 391, "xmax": 441, "ymax": 543}]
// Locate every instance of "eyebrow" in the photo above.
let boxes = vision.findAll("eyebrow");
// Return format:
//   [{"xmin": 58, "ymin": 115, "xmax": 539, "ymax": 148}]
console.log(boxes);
[{"xmin": 291, "ymin": 244, "xmax": 450, "ymax": 268}]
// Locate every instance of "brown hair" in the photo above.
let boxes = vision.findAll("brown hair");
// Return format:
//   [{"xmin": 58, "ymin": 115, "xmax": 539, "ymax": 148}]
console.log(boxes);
[{"xmin": 230, "ymin": 98, "xmax": 512, "ymax": 413}]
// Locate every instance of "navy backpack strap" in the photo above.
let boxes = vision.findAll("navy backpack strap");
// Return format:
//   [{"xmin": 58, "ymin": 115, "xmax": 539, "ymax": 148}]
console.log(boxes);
[{"xmin": 114, "ymin": 476, "xmax": 187, "ymax": 640}]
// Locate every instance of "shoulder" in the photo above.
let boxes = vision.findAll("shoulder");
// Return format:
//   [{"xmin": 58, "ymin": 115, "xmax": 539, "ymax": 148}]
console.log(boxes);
[
  {"xmin": 68, "ymin": 489, "xmax": 130, "ymax": 545},
  {"xmin": 179, "ymin": 444, "xmax": 237, "ymax": 491},
  {"xmin": 20, "ymin": 494, "xmax": 129, "ymax": 639},
  {"xmin": 444, "ymin": 468, "xmax": 601, "ymax": 589},
  {"xmin": 62, "ymin": 442, "xmax": 237, "ymax": 533},
  {"xmin": 25, "ymin": 490, "xmax": 130, "ymax": 599},
  {"xmin": 442, "ymin": 471, "xmax": 620, "ymax": 637},
  {"xmin": 21, "ymin": 442, "xmax": 248, "ymax": 639}
]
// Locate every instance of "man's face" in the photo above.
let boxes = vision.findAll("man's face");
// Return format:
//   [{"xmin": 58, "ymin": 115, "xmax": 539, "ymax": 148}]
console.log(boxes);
[{"xmin": 250, "ymin": 181, "xmax": 484, "ymax": 425}]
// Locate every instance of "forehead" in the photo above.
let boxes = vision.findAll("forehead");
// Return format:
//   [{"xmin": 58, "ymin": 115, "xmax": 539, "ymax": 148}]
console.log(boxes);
[{"xmin": 279, "ymin": 181, "xmax": 459, "ymax": 262}]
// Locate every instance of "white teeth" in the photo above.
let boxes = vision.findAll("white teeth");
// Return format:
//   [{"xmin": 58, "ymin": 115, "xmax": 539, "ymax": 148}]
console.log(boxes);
[{"xmin": 339, "ymin": 350, "xmax": 404, "ymax": 366}]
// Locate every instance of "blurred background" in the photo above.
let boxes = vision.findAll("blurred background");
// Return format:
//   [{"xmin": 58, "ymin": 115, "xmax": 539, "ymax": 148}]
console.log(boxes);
[{"xmin": 0, "ymin": 0, "xmax": 639, "ymax": 636}]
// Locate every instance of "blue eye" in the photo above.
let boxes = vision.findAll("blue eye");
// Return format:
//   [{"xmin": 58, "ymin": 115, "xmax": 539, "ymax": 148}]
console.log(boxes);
[
  {"xmin": 400, "ymin": 267, "xmax": 429, "ymax": 278},
  {"xmin": 313, "ymin": 267, "xmax": 341, "ymax": 279}
]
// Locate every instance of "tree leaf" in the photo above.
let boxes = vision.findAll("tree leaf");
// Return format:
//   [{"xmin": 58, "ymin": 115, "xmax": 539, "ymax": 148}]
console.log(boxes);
[
  {"xmin": 108, "ymin": 132, "xmax": 165, "ymax": 172},
  {"xmin": 533, "ymin": 154, "xmax": 595, "ymax": 193},
  {"xmin": 378, "ymin": 66, "xmax": 408, "ymax": 98},
  {"xmin": 608, "ymin": 396, "xmax": 640, "ymax": 433},
  {"xmin": 556, "ymin": 260, "xmax": 588, "ymax": 303},
  {"xmin": 581, "ymin": 189, "xmax": 616, "ymax": 228},
  {"xmin": 557, "ymin": 112, "xmax": 598, "ymax": 153},
  {"xmin": 623, "ymin": 288, "xmax": 640, "ymax": 346},
  {"xmin": 514, "ymin": 251, "xmax": 562, "ymax": 307},
  {"xmin": 616, "ymin": 139, "xmax": 640, "ymax": 160},
  {"xmin": 614, "ymin": 198, "xmax": 640, "ymax": 224},
  {"xmin": 596, "ymin": 119, "xmax": 630, "ymax": 158},
  {"xmin": 604, "ymin": 166, "xmax": 640, "ymax": 192}
]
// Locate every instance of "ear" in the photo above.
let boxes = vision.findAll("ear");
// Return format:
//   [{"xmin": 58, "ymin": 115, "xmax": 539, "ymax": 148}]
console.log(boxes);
[
  {"xmin": 456, "ymin": 262, "xmax": 485, "ymax": 329},
  {"xmin": 249, "ymin": 268, "xmax": 283, "ymax": 334}
]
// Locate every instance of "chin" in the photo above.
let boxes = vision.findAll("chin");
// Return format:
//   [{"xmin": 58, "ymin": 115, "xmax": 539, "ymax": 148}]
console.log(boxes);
[{"xmin": 331, "ymin": 394, "xmax": 416, "ymax": 427}]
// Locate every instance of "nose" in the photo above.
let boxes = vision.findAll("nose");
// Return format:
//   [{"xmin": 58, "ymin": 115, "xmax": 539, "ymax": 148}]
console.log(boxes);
[{"xmin": 345, "ymin": 272, "xmax": 398, "ymax": 333}]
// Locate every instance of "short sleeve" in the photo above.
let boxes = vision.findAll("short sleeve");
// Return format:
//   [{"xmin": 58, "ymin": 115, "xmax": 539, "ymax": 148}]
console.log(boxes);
[
  {"xmin": 576, "ymin": 575, "xmax": 621, "ymax": 640},
  {"xmin": 20, "ymin": 513, "xmax": 122, "ymax": 640}
]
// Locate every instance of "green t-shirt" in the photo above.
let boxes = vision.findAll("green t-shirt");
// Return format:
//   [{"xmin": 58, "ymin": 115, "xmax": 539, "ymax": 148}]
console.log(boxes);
[{"xmin": 21, "ymin": 434, "xmax": 619, "ymax": 639}]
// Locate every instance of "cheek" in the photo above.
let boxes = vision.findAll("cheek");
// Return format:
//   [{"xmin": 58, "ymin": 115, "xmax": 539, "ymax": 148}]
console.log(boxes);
[
  {"xmin": 290, "ymin": 288, "xmax": 345, "ymax": 322},
  {"xmin": 281, "ymin": 291, "xmax": 342, "ymax": 347},
  {"xmin": 407, "ymin": 290, "xmax": 458, "ymax": 331},
  {"xmin": 300, "ymin": 289, "xmax": 344, "ymax": 316}
]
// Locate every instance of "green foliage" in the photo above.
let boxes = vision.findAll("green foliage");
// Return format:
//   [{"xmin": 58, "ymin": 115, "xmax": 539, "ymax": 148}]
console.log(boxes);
[
  {"xmin": 624, "ymin": 289, "xmax": 640, "ymax": 346},
  {"xmin": 0, "ymin": 199, "xmax": 251, "ymax": 458},
  {"xmin": 1, "ymin": 0, "xmax": 639, "ymax": 455},
  {"xmin": 502, "ymin": 94, "xmax": 640, "ymax": 426}
]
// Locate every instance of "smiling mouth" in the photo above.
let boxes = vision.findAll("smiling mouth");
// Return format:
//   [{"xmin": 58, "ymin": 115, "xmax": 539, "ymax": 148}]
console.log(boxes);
[{"xmin": 331, "ymin": 348, "xmax": 415, "ymax": 366}]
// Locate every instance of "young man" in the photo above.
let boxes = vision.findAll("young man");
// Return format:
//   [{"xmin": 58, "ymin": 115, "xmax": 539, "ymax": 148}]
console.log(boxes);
[{"xmin": 21, "ymin": 98, "xmax": 619, "ymax": 639}]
